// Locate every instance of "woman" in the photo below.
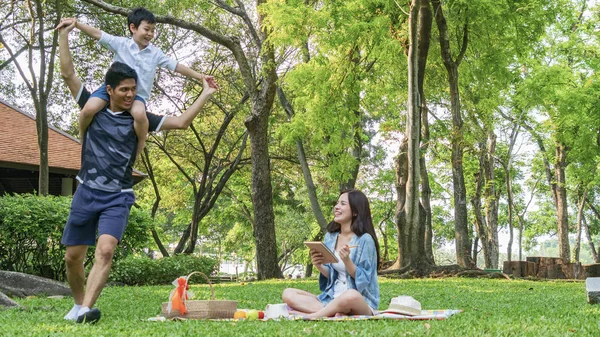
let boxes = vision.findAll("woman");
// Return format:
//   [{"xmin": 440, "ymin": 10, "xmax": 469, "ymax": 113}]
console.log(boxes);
[{"xmin": 282, "ymin": 190, "xmax": 380, "ymax": 318}]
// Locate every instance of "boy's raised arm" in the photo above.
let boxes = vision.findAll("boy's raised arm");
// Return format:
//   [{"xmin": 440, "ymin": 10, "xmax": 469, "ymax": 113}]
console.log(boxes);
[
  {"xmin": 174, "ymin": 63, "xmax": 218, "ymax": 88},
  {"xmin": 56, "ymin": 18, "xmax": 102, "ymax": 40},
  {"xmin": 174, "ymin": 63, "xmax": 205, "ymax": 81}
]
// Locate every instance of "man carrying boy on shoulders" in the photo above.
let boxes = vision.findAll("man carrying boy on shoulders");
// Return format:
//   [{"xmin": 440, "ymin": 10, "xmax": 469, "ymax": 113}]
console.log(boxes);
[{"xmin": 57, "ymin": 20, "xmax": 216, "ymax": 324}]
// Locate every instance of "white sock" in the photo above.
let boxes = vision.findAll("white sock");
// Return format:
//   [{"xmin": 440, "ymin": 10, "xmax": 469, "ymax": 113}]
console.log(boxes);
[
  {"xmin": 64, "ymin": 304, "xmax": 82, "ymax": 321},
  {"xmin": 77, "ymin": 306, "xmax": 90, "ymax": 317}
]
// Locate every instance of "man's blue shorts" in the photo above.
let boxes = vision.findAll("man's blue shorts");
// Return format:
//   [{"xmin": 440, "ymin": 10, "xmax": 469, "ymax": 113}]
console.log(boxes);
[
  {"xmin": 61, "ymin": 184, "xmax": 135, "ymax": 246},
  {"xmin": 90, "ymin": 83, "xmax": 146, "ymax": 107}
]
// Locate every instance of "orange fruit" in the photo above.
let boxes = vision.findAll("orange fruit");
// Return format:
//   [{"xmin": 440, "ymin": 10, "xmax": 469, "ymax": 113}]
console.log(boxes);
[{"xmin": 233, "ymin": 310, "xmax": 247, "ymax": 319}]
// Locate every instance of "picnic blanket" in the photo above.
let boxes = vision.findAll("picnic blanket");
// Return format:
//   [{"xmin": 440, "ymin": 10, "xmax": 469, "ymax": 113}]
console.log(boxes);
[
  {"xmin": 148, "ymin": 309, "xmax": 462, "ymax": 322},
  {"xmin": 295, "ymin": 309, "xmax": 462, "ymax": 321},
  {"xmin": 149, "ymin": 309, "xmax": 462, "ymax": 322}
]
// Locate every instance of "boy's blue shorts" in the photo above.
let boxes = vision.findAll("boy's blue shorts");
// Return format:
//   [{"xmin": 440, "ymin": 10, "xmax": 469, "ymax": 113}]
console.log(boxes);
[
  {"xmin": 61, "ymin": 184, "xmax": 135, "ymax": 246},
  {"xmin": 90, "ymin": 83, "xmax": 146, "ymax": 108}
]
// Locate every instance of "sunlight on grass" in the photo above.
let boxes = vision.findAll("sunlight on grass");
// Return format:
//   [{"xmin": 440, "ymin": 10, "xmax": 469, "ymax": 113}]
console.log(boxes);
[{"xmin": 1, "ymin": 277, "xmax": 599, "ymax": 337}]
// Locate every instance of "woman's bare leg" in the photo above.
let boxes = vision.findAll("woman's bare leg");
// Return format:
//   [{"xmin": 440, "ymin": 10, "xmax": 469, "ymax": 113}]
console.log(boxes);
[
  {"xmin": 282, "ymin": 288, "xmax": 324, "ymax": 314},
  {"xmin": 304, "ymin": 289, "xmax": 373, "ymax": 318}
]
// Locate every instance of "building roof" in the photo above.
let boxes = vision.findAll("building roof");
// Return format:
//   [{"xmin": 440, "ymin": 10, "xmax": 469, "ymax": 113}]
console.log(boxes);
[{"xmin": 0, "ymin": 98, "xmax": 146, "ymax": 180}]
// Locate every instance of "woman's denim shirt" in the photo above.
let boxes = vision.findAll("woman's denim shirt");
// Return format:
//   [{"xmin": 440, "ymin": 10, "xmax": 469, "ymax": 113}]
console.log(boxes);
[{"xmin": 316, "ymin": 231, "xmax": 380, "ymax": 310}]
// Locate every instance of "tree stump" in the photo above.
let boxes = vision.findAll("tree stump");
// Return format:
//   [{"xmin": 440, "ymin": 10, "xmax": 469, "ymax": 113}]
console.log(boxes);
[
  {"xmin": 526, "ymin": 257, "xmax": 540, "ymax": 276},
  {"xmin": 546, "ymin": 264, "xmax": 565, "ymax": 279},
  {"xmin": 561, "ymin": 262, "xmax": 583, "ymax": 280},
  {"xmin": 532, "ymin": 257, "xmax": 566, "ymax": 278},
  {"xmin": 583, "ymin": 264, "xmax": 600, "ymax": 278},
  {"xmin": 503, "ymin": 261, "xmax": 535, "ymax": 277}
]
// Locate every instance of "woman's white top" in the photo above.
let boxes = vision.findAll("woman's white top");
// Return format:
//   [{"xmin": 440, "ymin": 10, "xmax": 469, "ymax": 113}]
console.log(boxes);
[{"xmin": 331, "ymin": 250, "xmax": 349, "ymax": 298}]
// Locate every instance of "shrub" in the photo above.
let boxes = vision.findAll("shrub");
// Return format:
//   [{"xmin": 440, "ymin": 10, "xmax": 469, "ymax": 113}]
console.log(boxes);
[
  {"xmin": 110, "ymin": 254, "xmax": 218, "ymax": 285},
  {"xmin": 0, "ymin": 193, "xmax": 153, "ymax": 281},
  {"xmin": 0, "ymin": 194, "xmax": 72, "ymax": 280}
]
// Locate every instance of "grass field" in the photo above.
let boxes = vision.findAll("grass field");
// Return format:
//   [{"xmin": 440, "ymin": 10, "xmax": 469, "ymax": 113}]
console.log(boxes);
[{"xmin": 1, "ymin": 277, "xmax": 598, "ymax": 336}]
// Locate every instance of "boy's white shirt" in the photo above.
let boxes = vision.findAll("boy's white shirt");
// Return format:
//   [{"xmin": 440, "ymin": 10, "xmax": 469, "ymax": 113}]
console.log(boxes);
[{"xmin": 98, "ymin": 31, "xmax": 177, "ymax": 100}]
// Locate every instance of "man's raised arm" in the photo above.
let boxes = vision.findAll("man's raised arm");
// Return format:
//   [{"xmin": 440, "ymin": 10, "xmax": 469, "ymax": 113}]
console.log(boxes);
[{"xmin": 160, "ymin": 79, "xmax": 217, "ymax": 130}]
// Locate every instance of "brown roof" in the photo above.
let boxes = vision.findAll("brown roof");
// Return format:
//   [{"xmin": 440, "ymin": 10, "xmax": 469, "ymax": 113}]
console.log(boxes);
[{"xmin": 0, "ymin": 99, "xmax": 145, "ymax": 179}]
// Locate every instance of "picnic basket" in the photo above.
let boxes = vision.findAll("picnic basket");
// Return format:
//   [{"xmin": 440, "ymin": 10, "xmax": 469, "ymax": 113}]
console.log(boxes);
[{"xmin": 161, "ymin": 271, "xmax": 237, "ymax": 319}]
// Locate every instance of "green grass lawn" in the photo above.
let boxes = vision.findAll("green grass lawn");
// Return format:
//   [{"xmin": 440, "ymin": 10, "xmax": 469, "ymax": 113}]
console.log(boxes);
[{"xmin": 1, "ymin": 277, "xmax": 599, "ymax": 336}]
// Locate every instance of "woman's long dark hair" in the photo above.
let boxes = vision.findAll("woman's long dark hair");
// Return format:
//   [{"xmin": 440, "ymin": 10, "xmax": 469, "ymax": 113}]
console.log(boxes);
[{"xmin": 327, "ymin": 189, "xmax": 381, "ymax": 269}]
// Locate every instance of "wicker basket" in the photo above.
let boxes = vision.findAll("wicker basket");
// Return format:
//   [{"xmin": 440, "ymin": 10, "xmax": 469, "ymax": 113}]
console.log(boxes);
[{"xmin": 161, "ymin": 271, "xmax": 237, "ymax": 319}]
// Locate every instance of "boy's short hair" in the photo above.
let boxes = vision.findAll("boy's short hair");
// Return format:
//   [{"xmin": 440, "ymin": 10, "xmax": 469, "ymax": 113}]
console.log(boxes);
[
  {"xmin": 128, "ymin": 7, "xmax": 156, "ymax": 34},
  {"xmin": 105, "ymin": 62, "xmax": 138, "ymax": 89}
]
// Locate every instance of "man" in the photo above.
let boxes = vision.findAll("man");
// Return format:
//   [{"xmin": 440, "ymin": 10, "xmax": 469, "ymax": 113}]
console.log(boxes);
[{"xmin": 57, "ymin": 21, "xmax": 216, "ymax": 324}]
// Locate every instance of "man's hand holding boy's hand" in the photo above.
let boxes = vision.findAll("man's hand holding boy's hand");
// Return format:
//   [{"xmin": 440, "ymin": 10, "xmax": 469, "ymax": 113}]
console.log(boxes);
[
  {"xmin": 201, "ymin": 74, "xmax": 219, "ymax": 89},
  {"xmin": 201, "ymin": 77, "xmax": 218, "ymax": 96},
  {"xmin": 56, "ymin": 18, "xmax": 77, "ymax": 31}
]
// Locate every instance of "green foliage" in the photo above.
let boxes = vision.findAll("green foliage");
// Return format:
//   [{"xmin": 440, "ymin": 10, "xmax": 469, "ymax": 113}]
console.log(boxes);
[
  {"xmin": 0, "ymin": 194, "xmax": 153, "ymax": 281},
  {"xmin": 0, "ymin": 194, "xmax": 71, "ymax": 280},
  {"xmin": 5, "ymin": 0, "xmax": 600, "ymax": 271},
  {"xmin": 2, "ymin": 278, "xmax": 599, "ymax": 336},
  {"xmin": 117, "ymin": 206, "xmax": 154, "ymax": 259},
  {"xmin": 109, "ymin": 254, "xmax": 218, "ymax": 286}
]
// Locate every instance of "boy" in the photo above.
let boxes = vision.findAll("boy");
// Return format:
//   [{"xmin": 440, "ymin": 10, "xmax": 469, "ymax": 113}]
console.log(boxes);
[
  {"xmin": 57, "ymin": 20, "xmax": 217, "ymax": 323},
  {"xmin": 56, "ymin": 7, "xmax": 216, "ymax": 158}
]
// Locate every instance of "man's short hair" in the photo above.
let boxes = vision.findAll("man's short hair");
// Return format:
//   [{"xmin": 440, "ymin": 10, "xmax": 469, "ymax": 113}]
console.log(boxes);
[
  {"xmin": 128, "ymin": 7, "xmax": 156, "ymax": 34},
  {"xmin": 105, "ymin": 62, "xmax": 137, "ymax": 89}
]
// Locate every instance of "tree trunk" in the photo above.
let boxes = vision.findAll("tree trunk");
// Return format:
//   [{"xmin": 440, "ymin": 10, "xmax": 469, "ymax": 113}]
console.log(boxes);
[
  {"xmin": 405, "ymin": 0, "xmax": 423, "ymax": 267},
  {"xmin": 472, "ymin": 236, "xmax": 479, "ymax": 264},
  {"xmin": 418, "ymin": 0, "xmax": 435, "ymax": 264},
  {"xmin": 504, "ymin": 119, "xmax": 521, "ymax": 262},
  {"xmin": 36, "ymin": 102, "xmax": 49, "ymax": 196},
  {"xmin": 245, "ymin": 89, "xmax": 280, "ymax": 278},
  {"xmin": 483, "ymin": 132, "xmax": 499, "ymax": 268},
  {"xmin": 432, "ymin": 0, "xmax": 474, "ymax": 268},
  {"xmin": 583, "ymin": 216, "xmax": 599, "ymax": 263},
  {"xmin": 392, "ymin": 139, "xmax": 409, "ymax": 269},
  {"xmin": 471, "ymin": 150, "xmax": 491, "ymax": 268},
  {"xmin": 506, "ymin": 165, "xmax": 514, "ymax": 262},
  {"xmin": 554, "ymin": 142, "xmax": 570, "ymax": 261},
  {"xmin": 573, "ymin": 188, "xmax": 587, "ymax": 262},
  {"xmin": 246, "ymin": 8, "xmax": 280, "ymax": 276}
]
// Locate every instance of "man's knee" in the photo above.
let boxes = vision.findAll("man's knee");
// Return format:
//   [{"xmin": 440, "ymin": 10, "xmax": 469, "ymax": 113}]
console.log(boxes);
[
  {"xmin": 94, "ymin": 238, "xmax": 117, "ymax": 262},
  {"xmin": 65, "ymin": 247, "xmax": 87, "ymax": 266},
  {"xmin": 95, "ymin": 245, "xmax": 115, "ymax": 262}
]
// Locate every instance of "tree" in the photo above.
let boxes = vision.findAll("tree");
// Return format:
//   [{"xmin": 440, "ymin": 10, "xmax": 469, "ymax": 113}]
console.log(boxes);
[
  {"xmin": 513, "ymin": 1, "xmax": 599, "ymax": 261},
  {"xmin": 0, "ymin": 0, "xmax": 63, "ymax": 195},
  {"xmin": 431, "ymin": 0, "xmax": 473, "ymax": 268},
  {"xmin": 147, "ymin": 90, "xmax": 248, "ymax": 255},
  {"xmin": 82, "ymin": 0, "xmax": 282, "ymax": 279},
  {"xmin": 403, "ymin": 0, "xmax": 425, "ymax": 269}
]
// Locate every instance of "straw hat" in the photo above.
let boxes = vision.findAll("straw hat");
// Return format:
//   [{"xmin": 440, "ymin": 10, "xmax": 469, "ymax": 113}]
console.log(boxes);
[{"xmin": 382, "ymin": 296, "xmax": 422, "ymax": 316}]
